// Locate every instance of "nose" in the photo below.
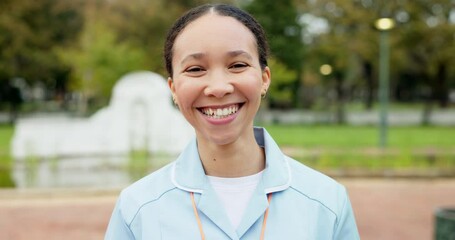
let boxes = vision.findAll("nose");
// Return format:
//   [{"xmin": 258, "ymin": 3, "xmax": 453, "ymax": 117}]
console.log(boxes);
[{"xmin": 203, "ymin": 71, "xmax": 234, "ymax": 98}]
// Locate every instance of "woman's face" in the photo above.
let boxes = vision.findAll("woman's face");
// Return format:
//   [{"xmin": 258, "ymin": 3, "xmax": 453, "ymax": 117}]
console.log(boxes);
[{"xmin": 168, "ymin": 13, "xmax": 270, "ymax": 146}]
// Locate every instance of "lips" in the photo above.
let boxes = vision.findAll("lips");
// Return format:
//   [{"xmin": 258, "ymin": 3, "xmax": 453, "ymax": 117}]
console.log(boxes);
[{"xmin": 198, "ymin": 103, "xmax": 243, "ymax": 119}]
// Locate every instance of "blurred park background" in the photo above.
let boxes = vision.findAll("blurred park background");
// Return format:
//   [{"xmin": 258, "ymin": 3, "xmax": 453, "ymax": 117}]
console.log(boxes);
[{"xmin": 0, "ymin": 0, "xmax": 454, "ymax": 239}]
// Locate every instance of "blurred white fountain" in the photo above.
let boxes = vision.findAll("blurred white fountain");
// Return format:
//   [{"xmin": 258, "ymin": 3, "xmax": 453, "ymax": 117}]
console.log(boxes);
[
  {"xmin": 11, "ymin": 71, "xmax": 194, "ymax": 188},
  {"xmin": 11, "ymin": 71, "xmax": 194, "ymax": 187},
  {"xmin": 12, "ymin": 71, "xmax": 194, "ymax": 158}
]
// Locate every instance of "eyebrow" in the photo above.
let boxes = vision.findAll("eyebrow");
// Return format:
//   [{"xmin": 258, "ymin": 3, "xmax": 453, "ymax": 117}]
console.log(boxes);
[
  {"xmin": 180, "ymin": 50, "xmax": 253, "ymax": 66},
  {"xmin": 227, "ymin": 50, "xmax": 253, "ymax": 60},
  {"xmin": 180, "ymin": 53, "xmax": 205, "ymax": 67}
]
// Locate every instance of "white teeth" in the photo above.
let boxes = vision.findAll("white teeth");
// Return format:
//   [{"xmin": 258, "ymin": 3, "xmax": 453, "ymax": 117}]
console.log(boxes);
[{"xmin": 201, "ymin": 105, "xmax": 239, "ymax": 118}]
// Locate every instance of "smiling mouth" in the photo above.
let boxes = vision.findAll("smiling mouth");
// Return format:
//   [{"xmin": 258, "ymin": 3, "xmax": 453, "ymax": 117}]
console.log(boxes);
[{"xmin": 198, "ymin": 103, "xmax": 244, "ymax": 119}]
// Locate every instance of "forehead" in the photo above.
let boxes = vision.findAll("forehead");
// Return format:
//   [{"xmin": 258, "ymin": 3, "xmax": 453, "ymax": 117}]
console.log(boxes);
[{"xmin": 173, "ymin": 13, "xmax": 258, "ymax": 59}]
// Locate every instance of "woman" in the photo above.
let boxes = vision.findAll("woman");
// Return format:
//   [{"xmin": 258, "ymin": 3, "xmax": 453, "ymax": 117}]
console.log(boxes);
[{"xmin": 105, "ymin": 4, "xmax": 359, "ymax": 239}]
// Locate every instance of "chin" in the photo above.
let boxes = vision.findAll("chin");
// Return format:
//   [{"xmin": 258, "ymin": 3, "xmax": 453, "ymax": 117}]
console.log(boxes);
[
  {"xmin": 210, "ymin": 134, "xmax": 237, "ymax": 146},
  {"xmin": 202, "ymin": 130, "xmax": 240, "ymax": 146}
]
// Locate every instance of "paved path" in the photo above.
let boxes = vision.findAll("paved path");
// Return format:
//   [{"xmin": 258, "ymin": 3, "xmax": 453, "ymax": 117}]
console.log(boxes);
[
  {"xmin": 344, "ymin": 178, "xmax": 455, "ymax": 240},
  {"xmin": 0, "ymin": 179, "xmax": 454, "ymax": 240}
]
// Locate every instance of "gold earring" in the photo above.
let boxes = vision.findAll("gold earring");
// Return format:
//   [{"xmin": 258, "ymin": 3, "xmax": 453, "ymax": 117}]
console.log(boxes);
[
  {"xmin": 172, "ymin": 96, "xmax": 178, "ymax": 106},
  {"xmin": 261, "ymin": 89, "xmax": 267, "ymax": 99}
]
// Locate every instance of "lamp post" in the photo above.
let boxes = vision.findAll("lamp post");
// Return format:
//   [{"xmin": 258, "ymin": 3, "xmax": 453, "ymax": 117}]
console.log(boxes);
[{"xmin": 375, "ymin": 18, "xmax": 395, "ymax": 149}]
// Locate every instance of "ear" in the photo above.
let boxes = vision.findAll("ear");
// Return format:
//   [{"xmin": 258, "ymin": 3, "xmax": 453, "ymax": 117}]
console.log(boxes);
[
  {"xmin": 261, "ymin": 66, "xmax": 271, "ymax": 92},
  {"xmin": 168, "ymin": 77, "xmax": 176, "ymax": 96}
]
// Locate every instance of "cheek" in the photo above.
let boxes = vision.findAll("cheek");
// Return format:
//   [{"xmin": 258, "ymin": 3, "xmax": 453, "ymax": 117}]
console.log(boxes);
[
  {"xmin": 239, "ymin": 74, "xmax": 263, "ymax": 99},
  {"xmin": 174, "ymin": 80, "xmax": 202, "ymax": 107}
]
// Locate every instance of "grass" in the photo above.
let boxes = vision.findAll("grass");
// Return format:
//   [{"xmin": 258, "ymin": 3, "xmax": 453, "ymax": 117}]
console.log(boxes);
[
  {"xmin": 264, "ymin": 124, "xmax": 455, "ymax": 176},
  {"xmin": 310, "ymin": 101, "xmax": 447, "ymax": 112},
  {"xmin": 0, "ymin": 124, "xmax": 15, "ymax": 187},
  {"xmin": 264, "ymin": 125, "xmax": 455, "ymax": 149}
]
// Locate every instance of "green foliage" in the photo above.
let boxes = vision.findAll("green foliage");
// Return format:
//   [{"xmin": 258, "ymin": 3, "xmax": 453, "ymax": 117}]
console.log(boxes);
[
  {"xmin": 59, "ymin": 18, "xmax": 147, "ymax": 105},
  {"xmin": 1, "ymin": 0, "xmax": 454, "ymax": 113},
  {"xmin": 244, "ymin": 0, "xmax": 304, "ymax": 107},
  {"xmin": 0, "ymin": 0, "xmax": 228, "ymax": 108},
  {"xmin": 298, "ymin": 0, "xmax": 455, "ymax": 109},
  {"xmin": 267, "ymin": 58, "xmax": 297, "ymax": 107},
  {"xmin": 106, "ymin": 0, "xmax": 177, "ymax": 75},
  {"xmin": 58, "ymin": 0, "xmax": 231, "ymax": 108},
  {"xmin": 107, "ymin": 0, "xmax": 232, "ymax": 76},
  {"xmin": 395, "ymin": 0, "xmax": 455, "ymax": 107},
  {"xmin": 0, "ymin": 0, "xmax": 83, "ymax": 86},
  {"xmin": 245, "ymin": 0, "xmax": 303, "ymax": 70}
]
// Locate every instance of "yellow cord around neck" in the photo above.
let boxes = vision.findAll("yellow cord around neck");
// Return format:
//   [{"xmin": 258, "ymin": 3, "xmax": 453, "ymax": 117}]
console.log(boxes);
[{"xmin": 190, "ymin": 192, "xmax": 272, "ymax": 240}]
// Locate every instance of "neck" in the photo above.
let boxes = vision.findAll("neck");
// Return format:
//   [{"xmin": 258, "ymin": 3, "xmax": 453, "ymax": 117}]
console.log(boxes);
[{"xmin": 197, "ymin": 132, "xmax": 265, "ymax": 178}]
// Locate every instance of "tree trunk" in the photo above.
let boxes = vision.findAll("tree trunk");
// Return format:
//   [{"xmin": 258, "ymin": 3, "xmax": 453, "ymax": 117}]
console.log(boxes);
[
  {"xmin": 421, "ymin": 74, "xmax": 433, "ymax": 125},
  {"xmin": 434, "ymin": 62, "xmax": 449, "ymax": 108},
  {"xmin": 334, "ymin": 72, "xmax": 345, "ymax": 124},
  {"xmin": 363, "ymin": 61, "xmax": 374, "ymax": 110}
]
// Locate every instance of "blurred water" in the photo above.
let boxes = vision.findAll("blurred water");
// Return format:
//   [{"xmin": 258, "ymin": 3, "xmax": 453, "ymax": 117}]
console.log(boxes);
[{"xmin": 12, "ymin": 154, "xmax": 174, "ymax": 189}]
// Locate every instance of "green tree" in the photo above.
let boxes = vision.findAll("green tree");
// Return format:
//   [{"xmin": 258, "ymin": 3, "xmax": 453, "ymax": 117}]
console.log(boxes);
[
  {"xmin": 298, "ymin": 0, "xmax": 388, "ymax": 112},
  {"xmin": 267, "ymin": 58, "xmax": 297, "ymax": 108},
  {"xmin": 58, "ymin": 2, "xmax": 146, "ymax": 113},
  {"xmin": 62, "ymin": 0, "xmax": 234, "ymax": 112},
  {"xmin": 107, "ymin": 0, "xmax": 231, "ymax": 76},
  {"xmin": 397, "ymin": 0, "xmax": 455, "ymax": 108},
  {"xmin": 244, "ymin": 0, "xmax": 304, "ymax": 108},
  {"xmin": 298, "ymin": 0, "xmax": 455, "ymax": 113},
  {"xmin": 0, "ymin": 0, "xmax": 83, "ymax": 95}
]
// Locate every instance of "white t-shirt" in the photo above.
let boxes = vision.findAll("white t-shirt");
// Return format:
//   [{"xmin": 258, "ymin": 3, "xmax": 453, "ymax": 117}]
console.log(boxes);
[{"xmin": 207, "ymin": 171, "xmax": 264, "ymax": 229}]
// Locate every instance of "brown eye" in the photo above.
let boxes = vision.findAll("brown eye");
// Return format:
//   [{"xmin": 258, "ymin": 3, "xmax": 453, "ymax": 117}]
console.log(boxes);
[
  {"xmin": 186, "ymin": 66, "xmax": 205, "ymax": 72},
  {"xmin": 230, "ymin": 63, "xmax": 248, "ymax": 69}
]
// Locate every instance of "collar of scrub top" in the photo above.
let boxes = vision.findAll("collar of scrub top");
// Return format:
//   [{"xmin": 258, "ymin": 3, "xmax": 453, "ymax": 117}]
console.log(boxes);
[
  {"xmin": 190, "ymin": 192, "xmax": 272, "ymax": 240},
  {"xmin": 172, "ymin": 127, "xmax": 291, "ymax": 193},
  {"xmin": 171, "ymin": 127, "xmax": 292, "ymax": 239}
]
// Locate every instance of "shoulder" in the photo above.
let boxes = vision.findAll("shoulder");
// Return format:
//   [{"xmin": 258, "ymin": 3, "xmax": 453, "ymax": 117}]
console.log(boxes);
[
  {"xmin": 286, "ymin": 156, "xmax": 348, "ymax": 216},
  {"xmin": 116, "ymin": 162, "xmax": 176, "ymax": 224}
]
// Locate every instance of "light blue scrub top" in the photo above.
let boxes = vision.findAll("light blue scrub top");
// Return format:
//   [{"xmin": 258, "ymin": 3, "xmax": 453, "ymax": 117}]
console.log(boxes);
[{"xmin": 105, "ymin": 127, "xmax": 360, "ymax": 239}]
